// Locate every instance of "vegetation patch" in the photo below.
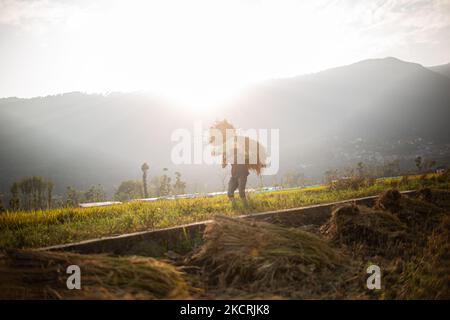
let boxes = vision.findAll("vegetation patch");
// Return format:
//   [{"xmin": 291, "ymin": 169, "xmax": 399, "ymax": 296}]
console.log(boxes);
[
  {"xmin": 395, "ymin": 216, "xmax": 450, "ymax": 299},
  {"xmin": 1, "ymin": 174, "xmax": 448, "ymax": 250}
]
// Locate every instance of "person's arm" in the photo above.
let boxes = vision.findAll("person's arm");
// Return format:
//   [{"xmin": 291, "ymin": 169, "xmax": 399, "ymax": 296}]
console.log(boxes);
[{"xmin": 222, "ymin": 153, "xmax": 227, "ymax": 168}]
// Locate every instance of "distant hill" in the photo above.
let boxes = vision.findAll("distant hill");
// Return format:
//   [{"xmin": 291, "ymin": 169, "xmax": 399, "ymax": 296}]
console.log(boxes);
[
  {"xmin": 225, "ymin": 57, "xmax": 450, "ymax": 171},
  {"xmin": 229, "ymin": 57, "xmax": 450, "ymax": 141},
  {"xmin": 428, "ymin": 63, "xmax": 450, "ymax": 79},
  {"xmin": 1, "ymin": 57, "xmax": 450, "ymax": 196}
]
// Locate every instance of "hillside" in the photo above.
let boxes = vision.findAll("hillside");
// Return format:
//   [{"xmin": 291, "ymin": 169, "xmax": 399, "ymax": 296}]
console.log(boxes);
[
  {"xmin": 1, "ymin": 57, "xmax": 450, "ymax": 195},
  {"xmin": 428, "ymin": 63, "xmax": 450, "ymax": 79},
  {"xmin": 224, "ymin": 57, "xmax": 450, "ymax": 173}
]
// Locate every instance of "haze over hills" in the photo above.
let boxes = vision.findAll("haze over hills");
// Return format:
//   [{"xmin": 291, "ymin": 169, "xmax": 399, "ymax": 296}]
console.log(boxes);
[
  {"xmin": 428, "ymin": 62, "xmax": 450, "ymax": 79},
  {"xmin": 1, "ymin": 57, "xmax": 450, "ymax": 197}
]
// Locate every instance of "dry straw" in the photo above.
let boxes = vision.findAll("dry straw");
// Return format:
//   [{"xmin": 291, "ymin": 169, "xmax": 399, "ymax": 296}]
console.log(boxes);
[
  {"xmin": 188, "ymin": 215, "xmax": 347, "ymax": 296},
  {"xmin": 0, "ymin": 249, "xmax": 192, "ymax": 299}
]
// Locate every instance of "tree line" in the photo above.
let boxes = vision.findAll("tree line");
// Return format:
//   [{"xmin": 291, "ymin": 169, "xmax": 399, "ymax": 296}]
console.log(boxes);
[
  {"xmin": 0, "ymin": 162, "xmax": 187, "ymax": 212},
  {"xmin": 113, "ymin": 165, "xmax": 186, "ymax": 202},
  {"xmin": 324, "ymin": 156, "xmax": 439, "ymax": 184}
]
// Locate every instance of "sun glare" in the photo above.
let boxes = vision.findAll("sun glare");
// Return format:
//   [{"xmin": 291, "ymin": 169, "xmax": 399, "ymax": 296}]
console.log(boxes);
[
  {"xmin": 24, "ymin": 0, "xmax": 389, "ymax": 108},
  {"xmin": 64, "ymin": 0, "xmax": 264, "ymax": 110}
]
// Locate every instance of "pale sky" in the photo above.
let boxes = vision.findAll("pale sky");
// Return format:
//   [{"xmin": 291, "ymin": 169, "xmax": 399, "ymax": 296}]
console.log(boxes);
[{"xmin": 0, "ymin": 0, "xmax": 449, "ymax": 108}]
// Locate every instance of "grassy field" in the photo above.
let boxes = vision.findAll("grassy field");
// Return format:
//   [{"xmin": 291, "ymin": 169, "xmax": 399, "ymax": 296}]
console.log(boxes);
[{"xmin": 0, "ymin": 173, "xmax": 448, "ymax": 249}]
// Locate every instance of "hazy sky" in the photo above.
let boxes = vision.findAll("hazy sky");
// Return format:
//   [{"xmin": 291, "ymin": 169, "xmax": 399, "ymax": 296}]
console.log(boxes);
[{"xmin": 0, "ymin": 0, "xmax": 449, "ymax": 107}]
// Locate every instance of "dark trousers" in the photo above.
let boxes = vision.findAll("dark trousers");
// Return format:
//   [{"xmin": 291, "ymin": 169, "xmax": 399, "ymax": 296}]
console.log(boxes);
[{"xmin": 227, "ymin": 176, "xmax": 247, "ymax": 199}]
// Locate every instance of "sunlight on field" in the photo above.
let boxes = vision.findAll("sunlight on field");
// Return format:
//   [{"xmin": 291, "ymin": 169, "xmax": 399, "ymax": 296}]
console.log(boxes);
[{"xmin": 0, "ymin": 173, "xmax": 448, "ymax": 249}]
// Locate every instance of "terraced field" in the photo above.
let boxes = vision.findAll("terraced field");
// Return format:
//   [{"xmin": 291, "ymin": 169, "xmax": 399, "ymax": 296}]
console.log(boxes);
[
  {"xmin": 1, "ymin": 173, "xmax": 447, "ymax": 249},
  {"xmin": 1, "ymin": 186, "xmax": 449, "ymax": 299}
]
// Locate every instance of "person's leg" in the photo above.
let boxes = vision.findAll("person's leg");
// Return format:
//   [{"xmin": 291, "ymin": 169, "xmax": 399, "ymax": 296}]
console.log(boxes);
[
  {"xmin": 238, "ymin": 176, "xmax": 248, "ymax": 200},
  {"xmin": 237, "ymin": 176, "xmax": 248, "ymax": 206},
  {"xmin": 227, "ymin": 176, "xmax": 238, "ymax": 200}
]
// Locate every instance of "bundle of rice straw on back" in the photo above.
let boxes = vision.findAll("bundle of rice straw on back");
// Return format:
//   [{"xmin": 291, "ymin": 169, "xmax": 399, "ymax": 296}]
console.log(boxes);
[
  {"xmin": 0, "ymin": 249, "xmax": 192, "ymax": 300},
  {"xmin": 209, "ymin": 120, "xmax": 267, "ymax": 174},
  {"xmin": 188, "ymin": 216, "xmax": 345, "ymax": 294}
]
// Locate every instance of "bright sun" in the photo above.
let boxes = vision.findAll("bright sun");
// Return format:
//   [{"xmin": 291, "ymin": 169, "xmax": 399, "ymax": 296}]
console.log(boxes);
[
  {"xmin": 65, "ymin": 0, "xmax": 260, "ymax": 111},
  {"xmin": 4, "ymin": 0, "xmax": 448, "ymax": 102},
  {"xmin": 43, "ymin": 0, "xmax": 363, "ymax": 110}
]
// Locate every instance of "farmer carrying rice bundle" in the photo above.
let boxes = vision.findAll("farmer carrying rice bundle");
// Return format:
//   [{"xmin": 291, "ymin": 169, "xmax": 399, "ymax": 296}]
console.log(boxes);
[{"xmin": 209, "ymin": 120, "xmax": 267, "ymax": 204}]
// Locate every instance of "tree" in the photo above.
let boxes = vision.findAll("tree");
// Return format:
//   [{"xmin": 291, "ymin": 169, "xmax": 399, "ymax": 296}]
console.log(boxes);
[
  {"xmin": 159, "ymin": 168, "xmax": 172, "ymax": 196},
  {"xmin": 173, "ymin": 172, "xmax": 186, "ymax": 195},
  {"xmin": 0, "ymin": 193, "xmax": 5, "ymax": 213},
  {"xmin": 282, "ymin": 171, "xmax": 306, "ymax": 188},
  {"xmin": 424, "ymin": 159, "xmax": 437, "ymax": 172},
  {"xmin": 66, "ymin": 186, "xmax": 80, "ymax": 207},
  {"xmin": 9, "ymin": 182, "xmax": 20, "ymax": 211},
  {"xmin": 84, "ymin": 185, "xmax": 106, "ymax": 203},
  {"xmin": 18, "ymin": 177, "xmax": 32, "ymax": 209},
  {"xmin": 324, "ymin": 169, "xmax": 338, "ymax": 185},
  {"xmin": 47, "ymin": 180, "xmax": 54, "ymax": 209},
  {"xmin": 415, "ymin": 156, "xmax": 423, "ymax": 173},
  {"xmin": 356, "ymin": 162, "xmax": 365, "ymax": 177},
  {"xmin": 141, "ymin": 162, "xmax": 150, "ymax": 198},
  {"xmin": 114, "ymin": 180, "xmax": 143, "ymax": 201},
  {"xmin": 12, "ymin": 176, "xmax": 53, "ymax": 210},
  {"xmin": 383, "ymin": 159, "xmax": 400, "ymax": 177},
  {"xmin": 148, "ymin": 176, "xmax": 161, "ymax": 197}
]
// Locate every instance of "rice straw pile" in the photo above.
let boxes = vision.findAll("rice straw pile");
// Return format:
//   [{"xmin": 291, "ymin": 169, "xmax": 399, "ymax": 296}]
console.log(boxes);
[
  {"xmin": 418, "ymin": 188, "xmax": 450, "ymax": 209},
  {"xmin": 376, "ymin": 190, "xmax": 445, "ymax": 240},
  {"xmin": 321, "ymin": 203, "xmax": 409, "ymax": 256},
  {"xmin": 188, "ymin": 215, "xmax": 346, "ymax": 296},
  {"xmin": 392, "ymin": 216, "xmax": 450, "ymax": 299},
  {"xmin": 0, "ymin": 249, "xmax": 192, "ymax": 299}
]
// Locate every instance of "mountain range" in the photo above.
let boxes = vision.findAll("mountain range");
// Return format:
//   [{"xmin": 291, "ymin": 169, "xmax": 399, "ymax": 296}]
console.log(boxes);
[{"xmin": 1, "ymin": 57, "xmax": 449, "ymax": 196}]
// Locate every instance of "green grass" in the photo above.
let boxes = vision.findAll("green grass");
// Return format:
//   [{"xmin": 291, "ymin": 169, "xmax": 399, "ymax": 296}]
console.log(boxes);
[{"xmin": 0, "ymin": 174, "xmax": 448, "ymax": 249}]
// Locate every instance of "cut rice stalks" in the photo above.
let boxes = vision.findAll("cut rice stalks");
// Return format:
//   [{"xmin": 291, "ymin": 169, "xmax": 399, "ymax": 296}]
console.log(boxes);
[
  {"xmin": 187, "ymin": 215, "xmax": 354, "ymax": 298},
  {"xmin": 0, "ymin": 249, "xmax": 193, "ymax": 299}
]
